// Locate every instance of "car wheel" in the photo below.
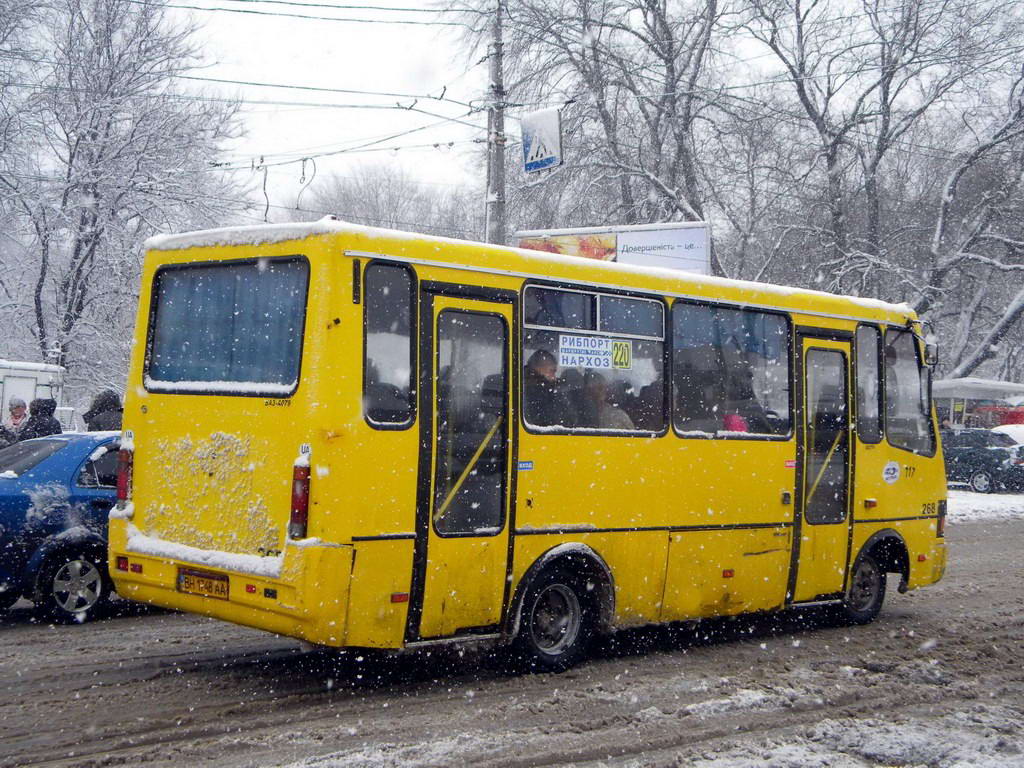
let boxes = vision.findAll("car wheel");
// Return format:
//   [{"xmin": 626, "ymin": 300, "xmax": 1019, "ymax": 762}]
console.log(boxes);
[
  {"xmin": 512, "ymin": 566, "xmax": 594, "ymax": 673},
  {"xmin": 969, "ymin": 470, "xmax": 995, "ymax": 494},
  {"xmin": 838, "ymin": 553, "xmax": 886, "ymax": 625},
  {"xmin": 34, "ymin": 550, "xmax": 110, "ymax": 623}
]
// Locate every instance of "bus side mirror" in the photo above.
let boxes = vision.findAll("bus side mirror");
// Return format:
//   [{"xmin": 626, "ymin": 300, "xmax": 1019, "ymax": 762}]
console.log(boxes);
[{"xmin": 921, "ymin": 321, "xmax": 938, "ymax": 366}]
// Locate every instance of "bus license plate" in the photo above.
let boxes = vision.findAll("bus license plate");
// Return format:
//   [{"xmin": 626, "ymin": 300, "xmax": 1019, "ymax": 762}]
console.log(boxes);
[{"xmin": 178, "ymin": 568, "xmax": 229, "ymax": 600}]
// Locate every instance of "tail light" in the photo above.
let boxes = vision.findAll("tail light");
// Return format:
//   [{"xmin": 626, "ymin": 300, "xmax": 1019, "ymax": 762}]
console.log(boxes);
[
  {"xmin": 288, "ymin": 464, "xmax": 311, "ymax": 539},
  {"xmin": 937, "ymin": 499, "xmax": 947, "ymax": 537},
  {"xmin": 116, "ymin": 447, "xmax": 133, "ymax": 504}
]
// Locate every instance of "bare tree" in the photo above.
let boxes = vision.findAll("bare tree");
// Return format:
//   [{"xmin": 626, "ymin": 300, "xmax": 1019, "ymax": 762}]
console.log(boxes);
[
  {"xmin": 745, "ymin": 0, "xmax": 1019, "ymax": 293},
  {"xmin": 0, "ymin": 0, "xmax": 245, "ymax": 391},
  {"xmin": 294, "ymin": 162, "xmax": 482, "ymax": 240},
  {"xmin": 455, "ymin": 0, "xmax": 730, "ymax": 271}
]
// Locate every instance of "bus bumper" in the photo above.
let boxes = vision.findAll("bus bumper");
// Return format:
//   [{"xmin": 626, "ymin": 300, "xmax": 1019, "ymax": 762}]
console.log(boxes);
[
  {"xmin": 929, "ymin": 538, "xmax": 947, "ymax": 584},
  {"xmin": 905, "ymin": 537, "xmax": 947, "ymax": 591},
  {"xmin": 108, "ymin": 521, "xmax": 352, "ymax": 646}
]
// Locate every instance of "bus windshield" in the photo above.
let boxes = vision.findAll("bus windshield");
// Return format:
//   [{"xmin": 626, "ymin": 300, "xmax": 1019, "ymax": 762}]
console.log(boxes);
[{"xmin": 145, "ymin": 258, "xmax": 308, "ymax": 395}]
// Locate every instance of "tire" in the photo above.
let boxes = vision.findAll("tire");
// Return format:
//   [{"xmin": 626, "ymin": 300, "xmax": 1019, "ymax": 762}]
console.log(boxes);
[
  {"xmin": 839, "ymin": 553, "xmax": 886, "ymax": 625},
  {"xmin": 34, "ymin": 549, "xmax": 110, "ymax": 623},
  {"xmin": 969, "ymin": 470, "xmax": 995, "ymax": 493},
  {"xmin": 512, "ymin": 566, "xmax": 595, "ymax": 673}
]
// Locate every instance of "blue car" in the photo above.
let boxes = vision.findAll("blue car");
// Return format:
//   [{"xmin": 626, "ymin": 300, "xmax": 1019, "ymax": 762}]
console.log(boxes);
[{"xmin": 0, "ymin": 432, "xmax": 120, "ymax": 621}]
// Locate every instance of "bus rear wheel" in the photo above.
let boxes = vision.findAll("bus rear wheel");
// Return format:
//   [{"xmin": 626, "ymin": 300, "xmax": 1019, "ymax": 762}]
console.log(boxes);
[
  {"xmin": 513, "ymin": 566, "xmax": 594, "ymax": 673},
  {"xmin": 839, "ymin": 553, "xmax": 886, "ymax": 625}
]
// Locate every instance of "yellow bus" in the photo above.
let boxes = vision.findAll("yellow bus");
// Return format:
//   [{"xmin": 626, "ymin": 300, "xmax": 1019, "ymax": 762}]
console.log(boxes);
[{"xmin": 108, "ymin": 218, "xmax": 947, "ymax": 671}]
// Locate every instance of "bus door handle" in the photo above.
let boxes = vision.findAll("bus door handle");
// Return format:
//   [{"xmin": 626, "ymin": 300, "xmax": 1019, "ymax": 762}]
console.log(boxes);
[{"xmin": 781, "ymin": 490, "xmax": 792, "ymax": 505}]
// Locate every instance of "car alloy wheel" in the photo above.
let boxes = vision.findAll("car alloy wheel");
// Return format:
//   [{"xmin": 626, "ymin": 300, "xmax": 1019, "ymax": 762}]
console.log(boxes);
[
  {"xmin": 969, "ymin": 470, "xmax": 994, "ymax": 493},
  {"xmin": 51, "ymin": 559, "xmax": 104, "ymax": 615}
]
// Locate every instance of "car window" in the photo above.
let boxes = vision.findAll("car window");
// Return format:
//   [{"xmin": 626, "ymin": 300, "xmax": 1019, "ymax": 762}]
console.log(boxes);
[
  {"xmin": 942, "ymin": 431, "xmax": 964, "ymax": 448},
  {"xmin": 953, "ymin": 432, "xmax": 977, "ymax": 448},
  {"xmin": 986, "ymin": 432, "xmax": 1017, "ymax": 448},
  {"xmin": 0, "ymin": 439, "xmax": 66, "ymax": 475},
  {"xmin": 77, "ymin": 443, "xmax": 119, "ymax": 488}
]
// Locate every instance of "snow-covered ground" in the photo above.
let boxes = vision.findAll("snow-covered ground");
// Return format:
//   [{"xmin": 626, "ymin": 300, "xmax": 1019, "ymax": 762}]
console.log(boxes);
[
  {"xmin": 2, "ymin": 508, "xmax": 1021, "ymax": 768},
  {"xmin": 947, "ymin": 489, "xmax": 1024, "ymax": 522}
]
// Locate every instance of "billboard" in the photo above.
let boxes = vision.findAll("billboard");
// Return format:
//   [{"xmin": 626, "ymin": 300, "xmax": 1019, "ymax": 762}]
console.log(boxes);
[{"xmin": 516, "ymin": 222, "xmax": 710, "ymax": 274}]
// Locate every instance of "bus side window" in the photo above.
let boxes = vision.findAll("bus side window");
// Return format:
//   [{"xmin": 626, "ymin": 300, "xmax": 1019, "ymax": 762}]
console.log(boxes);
[
  {"xmin": 884, "ymin": 329, "xmax": 935, "ymax": 454},
  {"xmin": 522, "ymin": 288, "xmax": 665, "ymax": 433},
  {"xmin": 855, "ymin": 325, "xmax": 883, "ymax": 443},
  {"xmin": 364, "ymin": 263, "xmax": 415, "ymax": 427},
  {"xmin": 672, "ymin": 302, "xmax": 790, "ymax": 437}
]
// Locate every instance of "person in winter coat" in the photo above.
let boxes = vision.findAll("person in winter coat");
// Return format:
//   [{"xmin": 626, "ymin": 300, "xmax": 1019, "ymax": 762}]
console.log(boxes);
[
  {"xmin": 18, "ymin": 399, "xmax": 63, "ymax": 441},
  {"xmin": 523, "ymin": 349, "xmax": 574, "ymax": 428},
  {"xmin": 3, "ymin": 397, "xmax": 29, "ymax": 434},
  {"xmin": 83, "ymin": 389, "xmax": 123, "ymax": 431},
  {"xmin": 0, "ymin": 424, "xmax": 16, "ymax": 448}
]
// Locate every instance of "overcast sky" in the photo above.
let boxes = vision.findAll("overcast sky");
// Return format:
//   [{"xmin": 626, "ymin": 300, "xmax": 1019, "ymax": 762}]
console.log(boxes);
[{"xmin": 175, "ymin": 2, "xmax": 491, "ymax": 222}]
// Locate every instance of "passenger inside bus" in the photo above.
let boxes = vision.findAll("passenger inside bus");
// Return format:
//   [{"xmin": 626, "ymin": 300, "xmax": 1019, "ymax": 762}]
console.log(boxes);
[
  {"xmin": 581, "ymin": 371, "xmax": 635, "ymax": 431},
  {"xmin": 523, "ymin": 349, "xmax": 573, "ymax": 427},
  {"xmin": 672, "ymin": 304, "xmax": 789, "ymax": 436}
]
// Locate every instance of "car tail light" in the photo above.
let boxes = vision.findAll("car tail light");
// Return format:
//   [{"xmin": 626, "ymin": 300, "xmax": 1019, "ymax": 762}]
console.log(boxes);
[
  {"xmin": 116, "ymin": 448, "xmax": 133, "ymax": 504},
  {"xmin": 937, "ymin": 499, "xmax": 947, "ymax": 537},
  {"xmin": 288, "ymin": 464, "xmax": 310, "ymax": 539}
]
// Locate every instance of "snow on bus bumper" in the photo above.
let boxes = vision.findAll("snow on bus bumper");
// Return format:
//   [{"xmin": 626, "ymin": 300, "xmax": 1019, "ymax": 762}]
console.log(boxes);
[{"xmin": 107, "ymin": 521, "xmax": 352, "ymax": 646}]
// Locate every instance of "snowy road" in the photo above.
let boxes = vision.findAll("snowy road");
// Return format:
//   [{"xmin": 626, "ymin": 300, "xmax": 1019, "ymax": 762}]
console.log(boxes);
[{"xmin": 2, "ymin": 509, "xmax": 1023, "ymax": 767}]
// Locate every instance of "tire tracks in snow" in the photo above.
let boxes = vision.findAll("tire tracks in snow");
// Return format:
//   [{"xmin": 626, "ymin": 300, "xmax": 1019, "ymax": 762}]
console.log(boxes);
[{"xmin": 2, "ymin": 519, "xmax": 1022, "ymax": 768}]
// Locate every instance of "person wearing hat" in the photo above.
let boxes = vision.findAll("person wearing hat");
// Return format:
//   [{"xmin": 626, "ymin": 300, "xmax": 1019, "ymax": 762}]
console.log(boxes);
[
  {"xmin": 83, "ymin": 389, "xmax": 123, "ymax": 432},
  {"xmin": 3, "ymin": 397, "xmax": 28, "ymax": 434},
  {"xmin": 17, "ymin": 398, "xmax": 62, "ymax": 441}
]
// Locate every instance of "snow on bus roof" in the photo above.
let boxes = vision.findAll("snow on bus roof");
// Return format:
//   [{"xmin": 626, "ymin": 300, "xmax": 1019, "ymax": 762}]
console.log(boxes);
[{"xmin": 145, "ymin": 217, "xmax": 913, "ymax": 319}]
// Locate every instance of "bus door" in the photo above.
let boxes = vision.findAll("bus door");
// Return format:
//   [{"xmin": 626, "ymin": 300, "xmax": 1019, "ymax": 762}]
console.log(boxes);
[
  {"xmin": 791, "ymin": 334, "xmax": 853, "ymax": 603},
  {"xmin": 410, "ymin": 289, "xmax": 516, "ymax": 641}
]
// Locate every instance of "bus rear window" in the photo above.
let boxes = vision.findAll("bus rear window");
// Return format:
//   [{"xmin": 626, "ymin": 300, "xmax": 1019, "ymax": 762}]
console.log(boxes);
[{"xmin": 146, "ymin": 258, "xmax": 309, "ymax": 395}]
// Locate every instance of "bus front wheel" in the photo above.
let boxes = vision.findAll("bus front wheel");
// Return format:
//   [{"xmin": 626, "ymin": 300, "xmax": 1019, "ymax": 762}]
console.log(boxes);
[
  {"xmin": 513, "ymin": 566, "xmax": 595, "ymax": 673},
  {"xmin": 839, "ymin": 553, "xmax": 886, "ymax": 625}
]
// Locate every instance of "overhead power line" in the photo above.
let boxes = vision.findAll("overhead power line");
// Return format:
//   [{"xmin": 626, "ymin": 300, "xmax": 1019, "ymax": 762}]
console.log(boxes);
[
  {"xmin": 216, "ymin": 0, "xmax": 449, "ymax": 12},
  {"xmin": 0, "ymin": 51, "xmax": 483, "ymax": 111},
  {"xmin": 212, "ymin": 114, "xmax": 484, "ymax": 171},
  {"xmin": 124, "ymin": 0, "xmax": 467, "ymax": 25},
  {"xmin": 175, "ymin": 74, "xmax": 474, "ymax": 108}
]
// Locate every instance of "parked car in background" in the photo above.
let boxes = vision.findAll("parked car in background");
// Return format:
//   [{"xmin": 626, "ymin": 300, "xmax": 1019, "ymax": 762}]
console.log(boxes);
[
  {"xmin": 0, "ymin": 432, "xmax": 119, "ymax": 621},
  {"xmin": 940, "ymin": 428, "xmax": 1024, "ymax": 493},
  {"xmin": 991, "ymin": 423, "xmax": 1024, "ymax": 446}
]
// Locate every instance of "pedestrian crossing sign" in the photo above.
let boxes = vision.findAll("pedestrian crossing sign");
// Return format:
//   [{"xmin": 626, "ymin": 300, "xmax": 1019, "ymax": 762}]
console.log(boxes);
[{"xmin": 521, "ymin": 107, "xmax": 563, "ymax": 173}]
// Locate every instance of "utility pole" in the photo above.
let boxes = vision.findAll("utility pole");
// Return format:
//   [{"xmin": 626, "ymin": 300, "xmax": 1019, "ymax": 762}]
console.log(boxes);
[{"xmin": 485, "ymin": 0, "xmax": 506, "ymax": 245}]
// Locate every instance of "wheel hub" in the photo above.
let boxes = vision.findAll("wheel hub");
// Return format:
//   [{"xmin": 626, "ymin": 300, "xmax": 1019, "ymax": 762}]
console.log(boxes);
[
  {"xmin": 530, "ymin": 583, "xmax": 581, "ymax": 655},
  {"xmin": 52, "ymin": 560, "xmax": 102, "ymax": 613},
  {"xmin": 848, "ymin": 560, "xmax": 880, "ymax": 612}
]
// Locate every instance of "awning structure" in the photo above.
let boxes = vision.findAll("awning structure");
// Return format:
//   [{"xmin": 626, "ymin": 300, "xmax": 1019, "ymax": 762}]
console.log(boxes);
[{"xmin": 933, "ymin": 377, "xmax": 1024, "ymax": 403}]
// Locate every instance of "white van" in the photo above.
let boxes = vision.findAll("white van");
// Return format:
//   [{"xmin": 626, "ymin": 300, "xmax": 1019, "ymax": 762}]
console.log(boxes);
[{"xmin": 0, "ymin": 359, "xmax": 66, "ymax": 414}]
